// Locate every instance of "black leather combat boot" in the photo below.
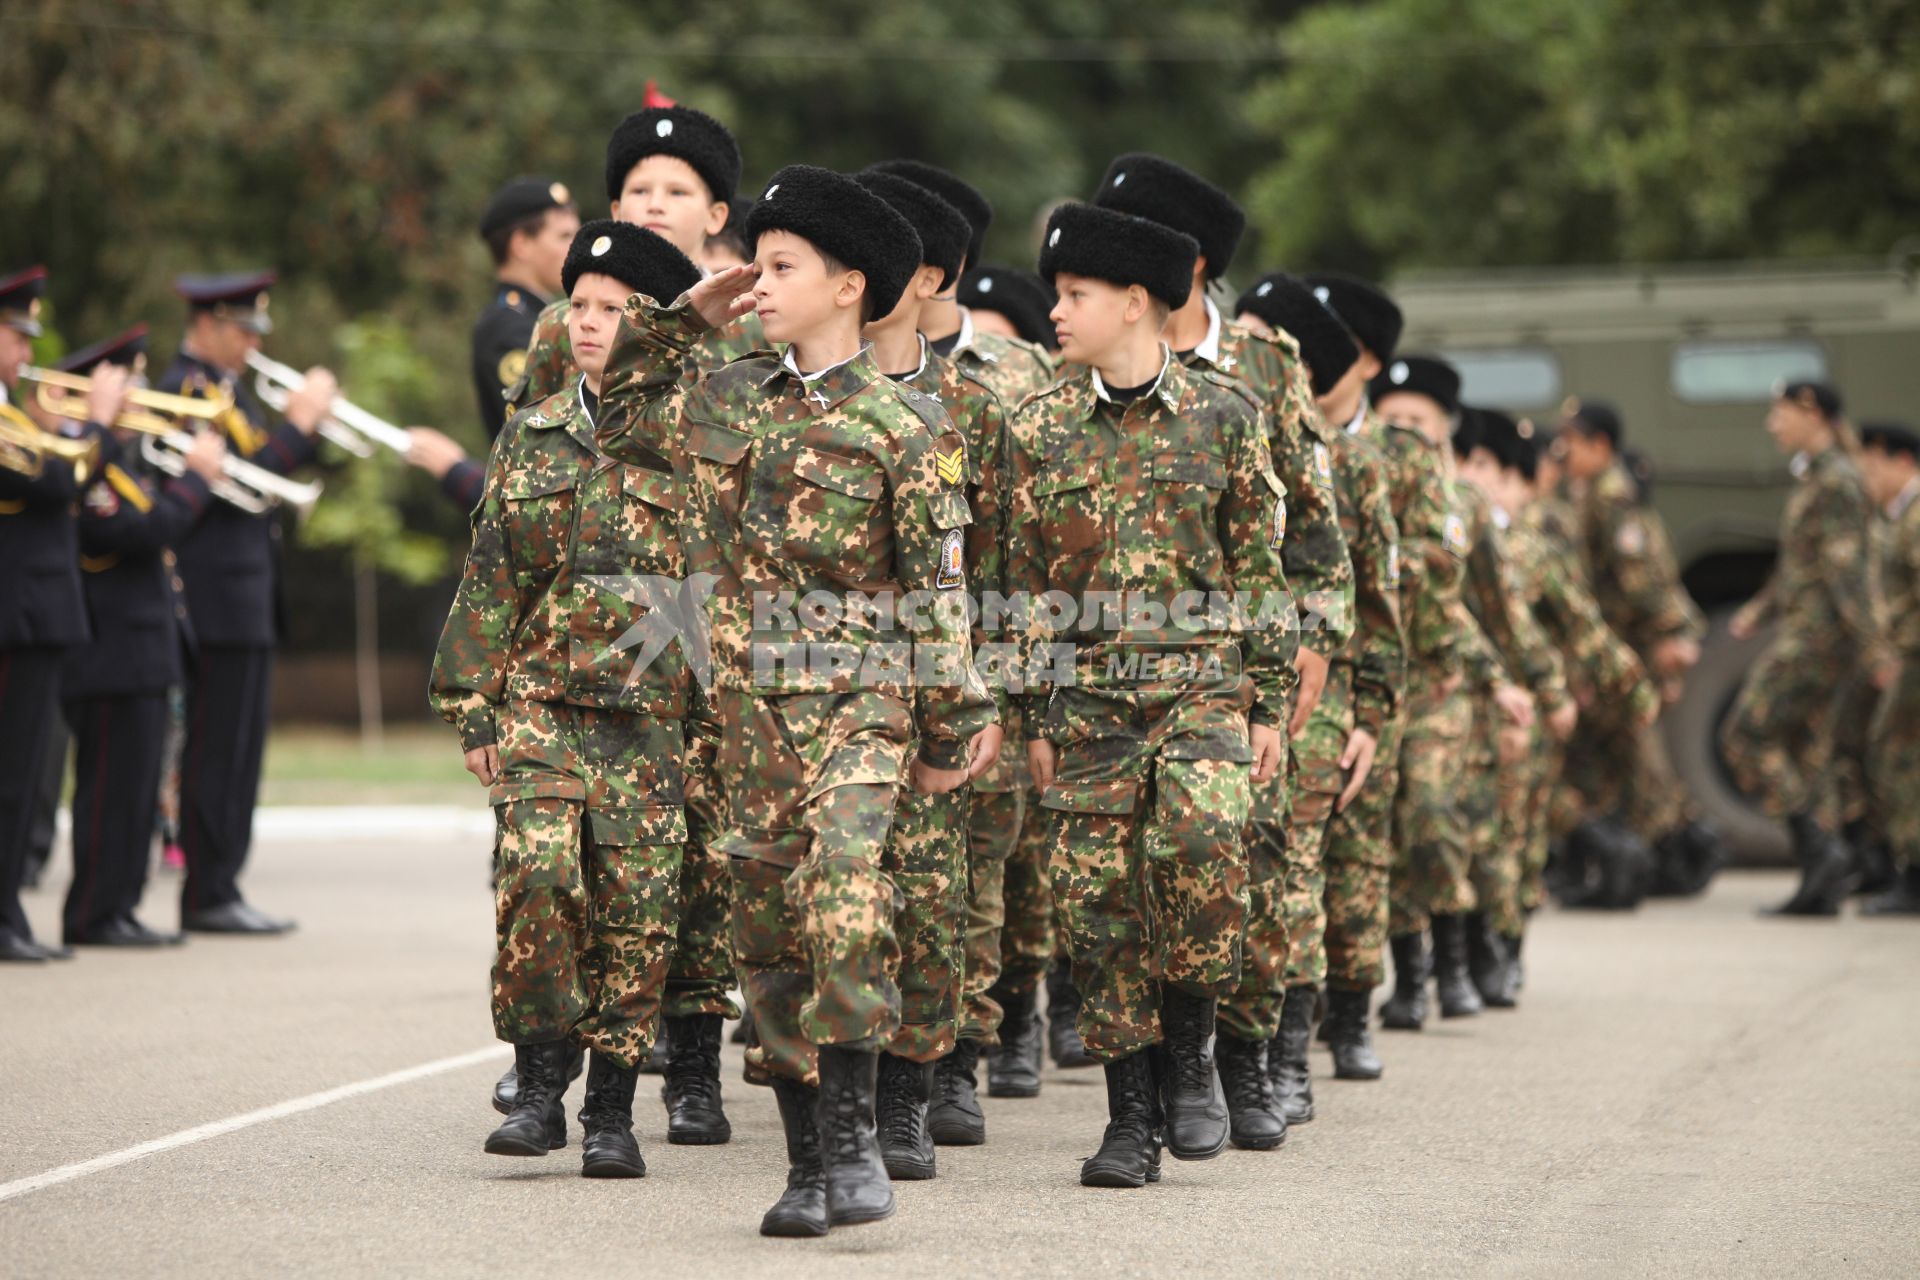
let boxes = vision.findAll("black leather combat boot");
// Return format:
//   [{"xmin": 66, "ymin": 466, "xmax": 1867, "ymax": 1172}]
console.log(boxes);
[
  {"xmin": 578, "ymin": 1051, "xmax": 645, "ymax": 1178},
  {"xmin": 815, "ymin": 1046, "xmax": 896, "ymax": 1226},
  {"xmin": 1431, "ymin": 915, "xmax": 1484, "ymax": 1018},
  {"xmin": 1269, "ymin": 985, "xmax": 1316, "ymax": 1124},
  {"xmin": 760, "ymin": 1076, "xmax": 829, "ymax": 1237},
  {"xmin": 1767, "ymin": 813, "xmax": 1854, "ymax": 917},
  {"xmin": 1466, "ymin": 913, "xmax": 1516, "ymax": 1009},
  {"xmin": 986, "ymin": 981, "xmax": 1043, "ymax": 1098},
  {"xmin": 1157, "ymin": 986, "xmax": 1228, "ymax": 1161},
  {"xmin": 927, "ymin": 1039, "xmax": 987, "ymax": 1146},
  {"xmin": 876, "ymin": 1052, "xmax": 936, "ymax": 1180},
  {"xmin": 1324, "ymin": 986, "xmax": 1383, "ymax": 1080},
  {"xmin": 1379, "ymin": 932, "xmax": 1430, "ymax": 1030},
  {"xmin": 492, "ymin": 1041, "xmax": 584, "ymax": 1115},
  {"xmin": 1045, "ymin": 957, "xmax": 1098, "ymax": 1068},
  {"xmin": 1214, "ymin": 1033, "xmax": 1286, "ymax": 1150},
  {"xmin": 661, "ymin": 1013, "xmax": 731, "ymax": 1145},
  {"xmin": 1079, "ymin": 1052, "xmax": 1162, "ymax": 1188},
  {"xmin": 484, "ymin": 1040, "xmax": 572, "ymax": 1156}
]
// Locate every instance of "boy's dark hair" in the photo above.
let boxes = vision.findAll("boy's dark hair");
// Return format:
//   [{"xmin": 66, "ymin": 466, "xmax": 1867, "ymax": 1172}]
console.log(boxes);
[
  {"xmin": 1037, "ymin": 202, "xmax": 1198, "ymax": 309},
  {"xmin": 479, "ymin": 176, "xmax": 575, "ymax": 266},
  {"xmin": 746, "ymin": 166, "xmax": 923, "ymax": 323},
  {"xmin": 1778, "ymin": 379, "xmax": 1844, "ymax": 421},
  {"xmin": 604, "ymin": 105, "xmax": 742, "ymax": 204},
  {"xmin": 856, "ymin": 170, "xmax": 971, "ymax": 291},
  {"xmin": 1861, "ymin": 420, "xmax": 1920, "ymax": 461},
  {"xmin": 1233, "ymin": 271, "xmax": 1359, "ymax": 395},
  {"xmin": 1561, "ymin": 397, "xmax": 1623, "ymax": 448},
  {"xmin": 562, "ymin": 220, "xmax": 702, "ymax": 303},
  {"xmin": 1092, "ymin": 152, "xmax": 1246, "ymax": 281}
]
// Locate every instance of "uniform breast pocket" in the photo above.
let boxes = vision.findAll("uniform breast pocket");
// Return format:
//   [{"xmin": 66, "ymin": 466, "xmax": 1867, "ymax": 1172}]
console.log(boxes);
[
  {"xmin": 617, "ymin": 464, "xmax": 683, "ymax": 576},
  {"xmin": 501, "ymin": 470, "xmax": 576, "ymax": 576},
  {"xmin": 1149, "ymin": 451, "xmax": 1228, "ymax": 580},
  {"xmin": 782, "ymin": 448, "xmax": 886, "ymax": 572},
  {"xmin": 1035, "ymin": 460, "xmax": 1103, "ymax": 571},
  {"xmin": 684, "ymin": 420, "xmax": 754, "ymax": 540}
]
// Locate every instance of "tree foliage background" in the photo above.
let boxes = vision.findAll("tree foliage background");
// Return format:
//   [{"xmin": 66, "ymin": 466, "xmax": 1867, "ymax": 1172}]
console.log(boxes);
[{"xmin": 2, "ymin": 0, "xmax": 1915, "ymax": 669}]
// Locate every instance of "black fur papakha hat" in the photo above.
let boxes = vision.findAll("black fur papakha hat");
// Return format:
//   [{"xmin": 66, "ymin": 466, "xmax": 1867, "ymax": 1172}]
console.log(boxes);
[
  {"xmin": 1233, "ymin": 271, "xmax": 1359, "ymax": 396},
  {"xmin": 855, "ymin": 170, "xmax": 972, "ymax": 291},
  {"xmin": 1037, "ymin": 202, "xmax": 1199, "ymax": 310},
  {"xmin": 1370, "ymin": 354, "xmax": 1462, "ymax": 415},
  {"xmin": 865, "ymin": 160, "xmax": 993, "ymax": 271},
  {"xmin": 746, "ymin": 166, "xmax": 924, "ymax": 319},
  {"xmin": 1305, "ymin": 271, "xmax": 1405, "ymax": 362},
  {"xmin": 562, "ymin": 220, "xmax": 703, "ymax": 302},
  {"xmin": 1093, "ymin": 152, "xmax": 1246, "ymax": 280},
  {"xmin": 958, "ymin": 266, "xmax": 1058, "ymax": 350},
  {"xmin": 604, "ymin": 105, "xmax": 742, "ymax": 204}
]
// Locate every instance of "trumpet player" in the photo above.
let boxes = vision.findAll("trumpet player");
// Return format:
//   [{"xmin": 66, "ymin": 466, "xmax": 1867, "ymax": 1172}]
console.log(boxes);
[
  {"xmin": 1, "ymin": 265, "xmax": 121, "ymax": 963},
  {"xmin": 157, "ymin": 272, "xmax": 335, "ymax": 936},
  {"xmin": 58, "ymin": 326, "xmax": 227, "ymax": 948}
]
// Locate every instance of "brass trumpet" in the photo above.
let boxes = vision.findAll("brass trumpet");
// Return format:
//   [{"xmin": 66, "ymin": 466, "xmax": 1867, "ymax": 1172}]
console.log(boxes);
[
  {"xmin": 139, "ymin": 430, "xmax": 322, "ymax": 518},
  {"xmin": 246, "ymin": 351, "xmax": 412, "ymax": 457},
  {"xmin": 22, "ymin": 366, "xmax": 248, "ymax": 439},
  {"xmin": 0, "ymin": 402, "xmax": 102, "ymax": 482}
]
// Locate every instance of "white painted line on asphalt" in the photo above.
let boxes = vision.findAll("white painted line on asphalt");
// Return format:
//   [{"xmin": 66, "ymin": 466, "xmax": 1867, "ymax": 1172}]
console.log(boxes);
[
  {"xmin": 0, "ymin": 1044, "xmax": 512, "ymax": 1206},
  {"xmin": 52, "ymin": 805, "xmax": 496, "ymax": 847}
]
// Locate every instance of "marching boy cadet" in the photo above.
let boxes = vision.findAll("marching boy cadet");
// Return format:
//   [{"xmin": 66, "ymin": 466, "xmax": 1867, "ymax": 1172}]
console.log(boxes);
[
  {"xmin": 599, "ymin": 166, "xmax": 1002, "ymax": 1237},
  {"xmin": 431, "ymin": 221, "xmax": 704, "ymax": 1179},
  {"xmin": 495, "ymin": 101, "xmax": 753, "ymax": 1135},
  {"xmin": 1008, "ymin": 202, "xmax": 1296, "ymax": 1188}
]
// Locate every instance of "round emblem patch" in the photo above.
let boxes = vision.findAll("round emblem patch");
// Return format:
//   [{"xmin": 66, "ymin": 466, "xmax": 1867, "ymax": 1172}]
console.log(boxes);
[{"xmin": 497, "ymin": 349, "xmax": 527, "ymax": 387}]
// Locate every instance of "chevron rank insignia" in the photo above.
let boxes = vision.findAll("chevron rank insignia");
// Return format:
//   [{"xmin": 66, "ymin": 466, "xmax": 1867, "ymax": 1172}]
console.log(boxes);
[{"xmin": 935, "ymin": 446, "xmax": 966, "ymax": 486}]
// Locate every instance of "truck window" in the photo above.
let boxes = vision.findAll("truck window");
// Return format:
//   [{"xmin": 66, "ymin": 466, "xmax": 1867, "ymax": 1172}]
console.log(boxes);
[
  {"xmin": 1439, "ymin": 349, "xmax": 1562, "ymax": 409},
  {"xmin": 1671, "ymin": 340, "xmax": 1827, "ymax": 403}
]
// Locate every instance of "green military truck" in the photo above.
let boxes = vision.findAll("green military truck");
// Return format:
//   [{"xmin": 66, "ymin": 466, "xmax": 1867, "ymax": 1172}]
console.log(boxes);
[{"xmin": 1394, "ymin": 253, "xmax": 1920, "ymax": 861}]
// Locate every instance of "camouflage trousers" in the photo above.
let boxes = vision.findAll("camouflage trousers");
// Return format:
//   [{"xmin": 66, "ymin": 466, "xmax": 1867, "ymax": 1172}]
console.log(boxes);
[
  {"xmin": 668, "ymin": 716, "xmax": 738, "ymax": 1020},
  {"xmin": 1000, "ymin": 779, "xmax": 1059, "ymax": 990},
  {"xmin": 1869, "ymin": 662, "xmax": 1920, "ymax": 866},
  {"xmin": 1560, "ymin": 685, "xmax": 1690, "ymax": 839},
  {"xmin": 884, "ymin": 780, "xmax": 968, "ymax": 1063},
  {"xmin": 1323, "ymin": 713, "xmax": 1401, "ymax": 991},
  {"xmin": 1040, "ymin": 684, "xmax": 1253, "ymax": 1061},
  {"xmin": 715, "ymin": 689, "xmax": 908, "ymax": 1087},
  {"xmin": 1463, "ymin": 697, "xmax": 1521, "ymax": 937},
  {"xmin": 1826, "ymin": 675, "xmax": 1880, "ymax": 833},
  {"xmin": 1721, "ymin": 637, "xmax": 1856, "ymax": 829},
  {"xmin": 1389, "ymin": 676, "xmax": 1476, "ymax": 935},
  {"xmin": 957, "ymin": 734, "xmax": 1029, "ymax": 1043},
  {"xmin": 490, "ymin": 700, "xmax": 685, "ymax": 1068},
  {"xmin": 1515, "ymin": 732, "xmax": 1564, "ymax": 915}
]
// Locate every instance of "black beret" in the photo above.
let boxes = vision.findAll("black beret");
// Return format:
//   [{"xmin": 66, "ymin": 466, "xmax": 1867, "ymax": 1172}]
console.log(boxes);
[
  {"xmin": 1861, "ymin": 420, "xmax": 1920, "ymax": 460},
  {"xmin": 56, "ymin": 324, "xmax": 151, "ymax": 376},
  {"xmin": 562, "ymin": 220, "xmax": 702, "ymax": 303},
  {"xmin": 958, "ymin": 265, "xmax": 1057, "ymax": 351},
  {"xmin": 1037, "ymin": 202, "xmax": 1198, "ymax": 309},
  {"xmin": 746, "ymin": 166, "xmax": 923, "ymax": 319},
  {"xmin": 1305, "ymin": 272, "xmax": 1405, "ymax": 362},
  {"xmin": 1092, "ymin": 152, "xmax": 1246, "ymax": 280},
  {"xmin": 604, "ymin": 105, "xmax": 742, "ymax": 204},
  {"xmin": 1371, "ymin": 354, "xmax": 1461, "ymax": 415},
  {"xmin": 0, "ymin": 264, "xmax": 47, "ymax": 337},
  {"xmin": 1560, "ymin": 396, "xmax": 1623, "ymax": 446},
  {"xmin": 479, "ymin": 176, "xmax": 573, "ymax": 239},
  {"xmin": 1233, "ymin": 271, "xmax": 1359, "ymax": 396},
  {"xmin": 1777, "ymin": 379, "xmax": 1843, "ymax": 420},
  {"xmin": 865, "ymin": 160, "xmax": 993, "ymax": 271},
  {"xmin": 855, "ymin": 170, "xmax": 971, "ymax": 291}
]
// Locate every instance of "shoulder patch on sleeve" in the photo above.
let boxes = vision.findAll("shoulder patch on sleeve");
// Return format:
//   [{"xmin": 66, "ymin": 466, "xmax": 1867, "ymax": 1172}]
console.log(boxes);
[
  {"xmin": 1615, "ymin": 518, "xmax": 1647, "ymax": 555},
  {"xmin": 496, "ymin": 348, "xmax": 527, "ymax": 389}
]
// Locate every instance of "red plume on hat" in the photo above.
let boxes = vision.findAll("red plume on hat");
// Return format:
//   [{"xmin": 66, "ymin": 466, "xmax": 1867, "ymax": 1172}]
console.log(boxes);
[{"xmin": 643, "ymin": 80, "xmax": 676, "ymax": 108}]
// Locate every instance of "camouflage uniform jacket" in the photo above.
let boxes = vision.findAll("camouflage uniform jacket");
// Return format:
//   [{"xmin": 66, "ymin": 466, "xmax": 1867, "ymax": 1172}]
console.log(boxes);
[
  {"xmin": 1182, "ymin": 309, "xmax": 1354, "ymax": 657},
  {"xmin": 1458, "ymin": 483, "xmax": 1569, "ymax": 713},
  {"xmin": 430, "ymin": 382, "xmax": 692, "ymax": 750},
  {"xmin": 1880, "ymin": 479, "xmax": 1920, "ymax": 659},
  {"xmin": 1328, "ymin": 424, "xmax": 1404, "ymax": 736},
  {"xmin": 1744, "ymin": 444, "xmax": 1877, "ymax": 658},
  {"xmin": 599, "ymin": 300, "xmax": 997, "ymax": 770},
  {"xmin": 1512, "ymin": 503, "xmax": 1657, "ymax": 721},
  {"xmin": 1575, "ymin": 459, "xmax": 1703, "ymax": 657},
  {"xmin": 949, "ymin": 309, "xmax": 1056, "ymax": 409},
  {"xmin": 1358, "ymin": 409, "xmax": 1466, "ymax": 682},
  {"xmin": 1003, "ymin": 351, "xmax": 1300, "ymax": 732},
  {"xmin": 514, "ymin": 295, "xmax": 768, "ymax": 412}
]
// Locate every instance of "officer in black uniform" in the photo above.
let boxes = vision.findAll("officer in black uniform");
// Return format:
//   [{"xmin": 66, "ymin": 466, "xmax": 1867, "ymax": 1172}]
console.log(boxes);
[
  {"xmin": 60, "ymin": 327, "xmax": 227, "ymax": 947},
  {"xmin": 0, "ymin": 265, "xmax": 120, "ymax": 962},
  {"xmin": 157, "ymin": 272, "xmax": 334, "ymax": 935},
  {"xmin": 471, "ymin": 176, "xmax": 578, "ymax": 441}
]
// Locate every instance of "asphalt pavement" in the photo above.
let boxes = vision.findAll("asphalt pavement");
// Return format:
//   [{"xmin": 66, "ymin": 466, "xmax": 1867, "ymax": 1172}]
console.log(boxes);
[{"xmin": 4, "ymin": 821, "xmax": 1917, "ymax": 1277}]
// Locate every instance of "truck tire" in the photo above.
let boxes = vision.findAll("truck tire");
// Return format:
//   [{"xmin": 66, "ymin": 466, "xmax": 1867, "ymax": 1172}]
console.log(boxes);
[{"xmin": 1661, "ymin": 612, "xmax": 1790, "ymax": 866}]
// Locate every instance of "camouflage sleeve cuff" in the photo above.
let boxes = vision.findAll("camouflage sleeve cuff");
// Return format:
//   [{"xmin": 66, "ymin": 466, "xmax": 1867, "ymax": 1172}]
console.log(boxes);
[
  {"xmin": 434, "ymin": 694, "xmax": 497, "ymax": 752},
  {"xmin": 1351, "ymin": 685, "xmax": 1392, "ymax": 736},
  {"xmin": 917, "ymin": 734, "xmax": 972, "ymax": 771}
]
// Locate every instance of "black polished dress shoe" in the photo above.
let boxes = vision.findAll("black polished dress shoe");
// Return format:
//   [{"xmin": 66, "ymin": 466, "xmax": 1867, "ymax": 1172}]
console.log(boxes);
[
  {"xmin": 0, "ymin": 931, "xmax": 48, "ymax": 963},
  {"xmin": 68, "ymin": 918, "xmax": 185, "ymax": 948},
  {"xmin": 182, "ymin": 901, "xmax": 297, "ymax": 935},
  {"xmin": 34, "ymin": 939, "xmax": 75, "ymax": 960}
]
